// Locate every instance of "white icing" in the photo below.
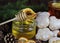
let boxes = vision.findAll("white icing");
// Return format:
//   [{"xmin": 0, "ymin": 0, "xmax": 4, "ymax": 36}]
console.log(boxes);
[
  {"xmin": 52, "ymin": 30, "xmax": 59, "ymax": 37},
  {"xmin": 36, "ymin": 12, "xmax": 50, "ymax": 28},
  {"xmin": 36, "ymin": 28, "xmax": 53, "ymax": 41},
  {"xmin": 49, "ymin": 16, "xmax": 60, "ymax": 30}
]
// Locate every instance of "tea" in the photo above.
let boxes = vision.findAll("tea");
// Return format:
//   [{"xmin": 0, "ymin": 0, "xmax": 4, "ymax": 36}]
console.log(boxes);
[{"xmin": 48, "ymin": 2, "xmax": 60, "ymax": 18}]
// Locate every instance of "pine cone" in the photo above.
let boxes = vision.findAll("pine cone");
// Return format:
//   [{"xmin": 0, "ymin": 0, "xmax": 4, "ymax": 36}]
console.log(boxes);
[{"xmin": 4, "ymin": 33, "xmax": 17, "ymax": 43}]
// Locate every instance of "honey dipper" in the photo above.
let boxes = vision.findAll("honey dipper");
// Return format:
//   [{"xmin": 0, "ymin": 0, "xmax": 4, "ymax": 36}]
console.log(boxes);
[{"xmin": 0, "ymin": 11, "xmax": 27, "ymax": 26}]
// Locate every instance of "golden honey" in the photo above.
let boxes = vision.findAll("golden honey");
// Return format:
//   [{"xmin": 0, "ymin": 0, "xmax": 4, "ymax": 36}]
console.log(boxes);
[{"xmin": 12, "ymin": 19, "xmax": 36, "ymax": 39}]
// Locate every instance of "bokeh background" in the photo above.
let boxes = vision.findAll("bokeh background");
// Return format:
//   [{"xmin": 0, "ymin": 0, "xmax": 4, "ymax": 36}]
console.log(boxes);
[{"xmin": 0, "ymin": 0, "xmax": 52, "ymax": 23}]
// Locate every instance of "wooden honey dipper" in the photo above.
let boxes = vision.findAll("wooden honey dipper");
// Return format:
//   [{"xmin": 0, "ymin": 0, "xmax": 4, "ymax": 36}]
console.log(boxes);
[
  {"xmin": 0, "ymin": 8, "xmax": 36, "ymax": 26},
  {"xmin": 0, "ymin": 11, "xmax": 27, "ymax": 26}
]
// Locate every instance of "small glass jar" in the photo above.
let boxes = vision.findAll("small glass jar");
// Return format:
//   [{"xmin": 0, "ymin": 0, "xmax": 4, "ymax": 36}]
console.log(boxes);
[
  {"xmin": 12, "ymin": 19, "xmax": 36, "ymax": 39},
  {"xmin": 48, "ymin": 0, "xmax": 60, "ymax": 18}
]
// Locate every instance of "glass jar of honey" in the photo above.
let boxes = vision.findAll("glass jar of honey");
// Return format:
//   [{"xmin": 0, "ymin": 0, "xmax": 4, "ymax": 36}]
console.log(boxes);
[
  {"xmin": 12, "ymin": 19, "xmax": 36, "ymax": 39},
  {"xmin": 48, "ymin": 0, "xmax": 60, "ymax": 18}
]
